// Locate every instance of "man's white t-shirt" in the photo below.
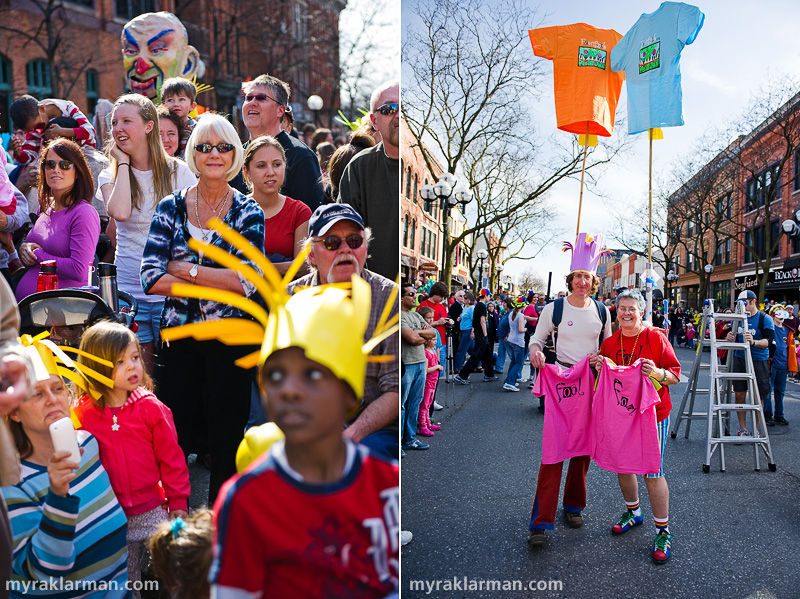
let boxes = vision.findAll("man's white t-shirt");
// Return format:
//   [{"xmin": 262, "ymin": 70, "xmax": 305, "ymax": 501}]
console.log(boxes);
[
  {"xmin": 531, "ymin": 298, "xmax": 612, "ymax": 365},
  {"xmin": 97, "ymin": 161, "xmax": 197, "ymax": 302}
]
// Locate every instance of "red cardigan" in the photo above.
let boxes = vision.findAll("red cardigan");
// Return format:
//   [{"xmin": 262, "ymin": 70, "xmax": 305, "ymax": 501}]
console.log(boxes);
[{"xmin": 73, "ymin": 387, "xmax": 190, "ymax": 516}]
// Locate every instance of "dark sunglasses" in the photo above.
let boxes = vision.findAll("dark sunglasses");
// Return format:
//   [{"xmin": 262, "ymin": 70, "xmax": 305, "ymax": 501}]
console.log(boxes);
[
  {"xmin": 404, "ymin": 291, "xmax": 416, "ymax": 297},
  {"xmin": 244, "ymin": 93, "xmax": 279, "ymax": 104},
  {"xmin": 43, "ymin": 159, "xmax": 74, "ymax": 171},
  {"xmin": 375, "ymin": 102, "xmax": 399, "ymax": 116},
  {"xmin": 195, "ymin": 143, "xmax": 235, "ymax": 154},
  {"xmin": 315, "ymin": 234, "xmax": 364, "ymax": 251}
]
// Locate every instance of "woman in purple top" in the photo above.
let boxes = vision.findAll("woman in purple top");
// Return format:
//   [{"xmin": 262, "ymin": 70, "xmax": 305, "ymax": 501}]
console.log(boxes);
[{"xmin": 15, "ymin": 139, "xmax": 100, "ymax": 300}]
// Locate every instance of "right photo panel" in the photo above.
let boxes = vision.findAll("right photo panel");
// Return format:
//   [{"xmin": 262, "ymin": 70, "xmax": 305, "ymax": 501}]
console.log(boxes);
[{"xmin": 400, "ymin": 0, "xmax": 800, "ymax": 597}]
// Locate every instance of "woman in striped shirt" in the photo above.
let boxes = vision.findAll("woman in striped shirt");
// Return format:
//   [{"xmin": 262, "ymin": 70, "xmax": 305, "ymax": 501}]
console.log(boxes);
[{"xmin": 2, "ymin": 374, "xmax": 129, "ymax": 598}]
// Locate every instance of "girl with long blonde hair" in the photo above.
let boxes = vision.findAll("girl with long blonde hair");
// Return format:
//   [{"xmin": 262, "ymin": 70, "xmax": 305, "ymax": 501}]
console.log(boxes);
[{"xmin": 97, "ymin": 94, "xmax": 197, "ymax": 375}]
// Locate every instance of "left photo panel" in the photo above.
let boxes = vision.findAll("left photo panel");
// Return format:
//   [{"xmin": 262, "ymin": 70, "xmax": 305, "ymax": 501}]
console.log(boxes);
[{"xmin": 0, "ymin": 0, "xmax": 401, "ymax": 596}]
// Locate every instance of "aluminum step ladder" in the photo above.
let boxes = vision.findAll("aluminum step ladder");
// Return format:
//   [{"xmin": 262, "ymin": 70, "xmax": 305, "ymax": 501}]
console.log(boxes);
[
  {"xmin": 671, "ymin": 299, "xmax": 776, "ymax": 473},
  {"xmin": 670, "ymin": 302, "xmax": 712, "ymax": 440}
]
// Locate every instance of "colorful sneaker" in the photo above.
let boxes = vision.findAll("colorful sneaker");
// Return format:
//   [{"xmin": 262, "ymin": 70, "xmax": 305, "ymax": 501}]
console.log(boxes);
[
  {"xmin": 503, "ymin": 383, "xmax": 520, "ymax": 392},
  {"xmin": 737, "ymin": 429, "xmax": 750, "ymax": 437},
  {"xmin": 429, "ymin": 423, "xmax": 441, "ymax": 431},
  {"xmin": 652, "ymin": 532, "xmax": 672, "ymax": 564},
  {"xmin": 417, "ymin": 427, "xmax": 434, "ymax": 437},
  {"xmin": 611, "ymin": 510, "xmax": 643, "ymax": 535}
]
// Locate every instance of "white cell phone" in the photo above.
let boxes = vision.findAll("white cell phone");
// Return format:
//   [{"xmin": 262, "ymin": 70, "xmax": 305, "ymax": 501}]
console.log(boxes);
[{"xmin": 49, "ymin": 417, "xmax": 81, "ymax": 467}]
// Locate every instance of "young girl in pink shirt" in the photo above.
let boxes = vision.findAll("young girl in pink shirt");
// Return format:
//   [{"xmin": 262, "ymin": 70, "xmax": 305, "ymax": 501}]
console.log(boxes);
[
  {"xmin": 418, "ymin": 336, "xmax": 444, "ymax": 436},
  {"xmin": 72, "ymin": 320, "xmax": 190, "ymax": 594}
]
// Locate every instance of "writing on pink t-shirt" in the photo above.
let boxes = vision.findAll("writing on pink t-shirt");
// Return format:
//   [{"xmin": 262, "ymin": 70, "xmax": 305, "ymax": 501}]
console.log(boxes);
[
  {"xmin": 592, "ymin": 359, "xmax": 661, "ymax": 475},
  {"xmin": 532, "ymin": 356, "xmax": 594, "ymax": 464}
]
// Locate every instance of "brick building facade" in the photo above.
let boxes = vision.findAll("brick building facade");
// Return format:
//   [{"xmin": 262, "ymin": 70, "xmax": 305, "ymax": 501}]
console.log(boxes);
[{"xmin": 0, "ymin": 0, "xmax": 344, "ymax": 134}]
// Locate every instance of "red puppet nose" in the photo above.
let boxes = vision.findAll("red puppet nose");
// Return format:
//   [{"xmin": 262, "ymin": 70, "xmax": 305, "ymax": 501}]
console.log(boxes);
[{"xmin": 135, "ymin": 58, "xmax": 151, "ymax": 75}]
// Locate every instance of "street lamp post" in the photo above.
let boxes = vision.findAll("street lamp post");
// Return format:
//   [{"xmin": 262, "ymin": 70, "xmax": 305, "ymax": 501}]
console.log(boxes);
[
  {"xmin": 704, "ymin": 263, "xmax": 714, "ymax": 304},
  {"xmin": 667, "ymin": 269, "xmax": 679, "ymax": 305},
  {"xmin": 496, "ymin": 264, "xmax": 504, "ymax": 293},
  {"xmin": 476, "ymin": 249, "xmax": 488, "ymax": 289},
  {"xmin": 420, "ymin": 174, "xmax": 473, "ymax": 291},
  {"xmin": 307, "ymin": 94, "xmax": 323, "ymax": 126}
]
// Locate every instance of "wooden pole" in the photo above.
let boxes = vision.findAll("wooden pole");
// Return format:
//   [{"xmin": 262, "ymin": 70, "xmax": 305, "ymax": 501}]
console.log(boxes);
[
  {"xmin": 646, "ymin": 129, "xmax": 654, "ymax": 323},
  {"xmin": 576, "ymin": 122, "xmax": 590, "ymax": 240}
]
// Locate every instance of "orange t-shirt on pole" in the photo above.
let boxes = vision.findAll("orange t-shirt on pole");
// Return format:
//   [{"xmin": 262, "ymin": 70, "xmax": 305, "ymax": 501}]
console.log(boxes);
[{"xmin": 529, "ymin": 23, "xmax": 625, "ymax": 137}]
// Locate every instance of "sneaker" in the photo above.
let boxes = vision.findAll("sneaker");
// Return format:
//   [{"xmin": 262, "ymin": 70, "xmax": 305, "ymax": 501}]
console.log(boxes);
[
  {"xmin": 737, "ymin": 428, "xmax": 750, "ymax": 437},
  {"xmin": 527, "ymin": 529, "xmax": 546, "ymax": 547},
  {"xmin": 503, "ymin": 383, "xmax": 520, "ymax": 392},
  {"xmin": 611, "ymin": 510, "xmax": 643, "ymax": 535},
  {"xmin": 433, "ymin": 401, "xmax": 444, "ymax": 411},
  {"xmin": 417, "ymin": 427, "xmax": 434, "ymax": 437},
  {"xmin": 528, "ymin": 381, "xmax": 535, "ymax": 389},
  {"xmin": 775, "ymin": 416, "xmax": 789, "ymax": 426},
  {"xmin": 401, "ymin": 449, "xmax": 406, "ymax": 458},
  {"xmin": 765, "ymin": 416, "xmax": 776, "ymax": 427},
  {"xmin": 517, "ymin": 378, "xmax": 527, "ymax": 383},
  {"xmin": 429, "ymin": 424, "xmax": 441, "ymax": 431},
  {"xmin": 402, "ymin": 440, "xmax": 430, "ymax": 450},
  {"xmin": 564, "ymin": 511, "xmax": 583, "ymax": 528},
  {"xmin": 652, "ymin": 532, "xmax": 673, "ymax": 564},
  {"xmin": 400, "ymin": 530, "xmax": 413, "ymax": 546},
  {"xmin": 482, "ymin": 375, "xmax": 499, "ymax": 382},
  {"xmin": 454, "ymin": 375, "xmax": 470, "ymax": 385}
]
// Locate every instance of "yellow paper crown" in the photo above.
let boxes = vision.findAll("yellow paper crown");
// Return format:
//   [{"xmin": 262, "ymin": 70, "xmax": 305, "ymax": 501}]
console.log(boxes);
[
  {"xmin": 19, "ymin": 331, "xmax": 116, "ymax": 427},
  {"xmin": 160, "ymin": 218, "xmax": 399, "ymax": 398}
]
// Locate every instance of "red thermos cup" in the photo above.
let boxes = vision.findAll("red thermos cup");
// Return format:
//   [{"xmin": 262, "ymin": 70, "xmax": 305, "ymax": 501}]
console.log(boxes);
[{"xmin": 36, "ymin": 260, "xmax": 59, "ymax": 292}]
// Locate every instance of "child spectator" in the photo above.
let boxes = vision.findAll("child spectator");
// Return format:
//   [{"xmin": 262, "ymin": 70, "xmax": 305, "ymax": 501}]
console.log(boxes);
[
  {"xmin": 156, "ymin": 104, "xmax": 183, "ymax": 158},
  {"xmin": 685, "ymin": 323, "xmax": 696, "ymax": 349},
  {"xmin": 418, "ymin": 335, "xmax": 443, "ymax": 436},
  {"xmin": 9, "ymin": 95, "xmax": 97, "ymax": 165},
  {"xmin": 72, "ymin": 321, "xmax": 190, "ymax": 596},
  {"xmin": 149, "ymin": 509, "xmax": 214, "ymax": 599},
  {"xmin": 0, "ymin": 139, "xmax": 17, "ymax": 217},
  {"xmin": 160, "ymin": 77, "xmax": 197, "ymax": 157}
]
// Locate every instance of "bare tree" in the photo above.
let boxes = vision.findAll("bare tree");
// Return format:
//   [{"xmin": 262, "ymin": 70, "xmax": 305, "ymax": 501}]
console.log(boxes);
[
  {"xmin": 517, "ymin": 269, "xmax": 546, "ymax": 294},
  {"xmin": 403, "ymin": 0, "xmax": 631, "ymax": 291},
  {"xmin": 0, "ymin": 0, "xmax": 116, "ymax": 99}
]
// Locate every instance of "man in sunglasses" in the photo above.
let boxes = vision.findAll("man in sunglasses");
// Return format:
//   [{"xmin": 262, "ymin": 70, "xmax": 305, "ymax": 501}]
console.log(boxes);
[
  {"xmin": 338, "ymin": 80, "xmax": 399, "ymax": 281},
  {"xmin": 287, "ymin": 204, "xmax": 399, "ymax": 460},
  {"xmin": 230, "ymin": 74, "xmax": 324, "ymax": 210}
]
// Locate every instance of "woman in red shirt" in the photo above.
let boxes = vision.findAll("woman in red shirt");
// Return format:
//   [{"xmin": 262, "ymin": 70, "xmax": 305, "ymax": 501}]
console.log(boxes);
[
  {"xmin": 593, "ymin": 289, "xmax": 681, "ymax": 564},
  {"xmin": 243, "ymin": 136, "xmax": 311, "ymax": 275}
]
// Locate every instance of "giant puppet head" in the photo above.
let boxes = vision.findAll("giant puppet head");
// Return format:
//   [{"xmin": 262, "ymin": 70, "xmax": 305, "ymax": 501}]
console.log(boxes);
[{"xmin": 121, "ymin": 12, "xmax": 204, "ymax": 99}]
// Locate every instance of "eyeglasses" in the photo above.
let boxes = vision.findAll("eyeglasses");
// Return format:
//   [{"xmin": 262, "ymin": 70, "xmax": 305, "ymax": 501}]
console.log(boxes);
[
  {"xmin": 195, "ymin": 143, "xmax": 235, "ymax": 154},
  {"xmin": 375, "ymin": 102, "xmax": 399, "ymax": 116},
  {"xmin": 404, "ymin": 291, "xmax": 416, "ymax": 297},
  {"xmin": 244, "ymin": 93, "xmax": 279, "ymax": 105},
  {"xmin": 617, "ymin": 307, "xmax": 640, "ymax": 314},
  {"xmin": 43, "ymin": 159, "xmax": 74, "ymax": 171},
  {"xmin": 315, "ymin": 234, "xmax": 364, "ymax": 251}
]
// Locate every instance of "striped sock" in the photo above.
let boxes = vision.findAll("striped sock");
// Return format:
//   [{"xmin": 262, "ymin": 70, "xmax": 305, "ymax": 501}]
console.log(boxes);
[
  {"xmin": 626, "ymin": 499, "xmax": 642, "ymax": 517},
  {"xmin": 654, "ymin": 516, "xmax": 669, "ymax": 534}
]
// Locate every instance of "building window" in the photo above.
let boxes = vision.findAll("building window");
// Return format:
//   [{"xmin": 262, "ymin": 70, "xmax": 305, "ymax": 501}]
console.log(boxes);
[
  {"xmin": 413, "ymin": 174, "xmax": 418, "ymax": 204},
  {"xmin": 725, "ymin": 239, "xmax": 731, "ymax": 264},
  {"xmin": 795, "ymin": 149, "xmax": 800, "ymax": 192},
  {"xmin": 86, "ymin": 69, "xmax": 98, "ymax": 119},
  {"xmin": 66, "ymin": 0, "xmax": 94, "ymax": 8},
  {"xmin": 115, "ymin": 0, "xmax": 156, "ymax": 21},
  {"xmin": 744, "ymin": 221, "xmax": 780, "ymax": 263},
  {"xmin": 405, "ymin": 167, "xmax": 412, "ymax": 199},
  {"xmin": 26, "ymin": 59, "xmax": 52, "ymax": 98},
  {"xmin": 432, "ymin": 232, "xmax": 437, "ymax": 262},
  {"xmin": 745, "ymin": 163, "xmax": 782, "ymax": 211},
  {"xmin": 715, "ymin": 242, "xmax": 723, "ymax": 266},
  {"xmin": 0, "ymin": 55, "xmax": 11, "ymax": 133},
  {"xmin": 410, "ymin": 219, "xmax": 416, "ymax": 252},
  {"xmin": 403, "ymin": 214, "xmax": 409, "ymax": 247}
]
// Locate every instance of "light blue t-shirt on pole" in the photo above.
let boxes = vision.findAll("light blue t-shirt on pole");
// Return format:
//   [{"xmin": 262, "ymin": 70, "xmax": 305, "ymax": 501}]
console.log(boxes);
[{"xmin": 609, "ymin": 1, "xmax": 704, "ymax": 135}]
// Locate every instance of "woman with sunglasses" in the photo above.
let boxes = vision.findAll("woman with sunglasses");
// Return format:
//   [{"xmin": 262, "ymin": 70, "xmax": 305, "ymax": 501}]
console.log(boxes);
[
  {"xmin": 15, "ymin": 138, "xmax": 100, "ymax": 300},
  {"xmin": 242, "ymin": 136, "xmax": 310, "ymax": 276},
  {"xmin": 141, "ymin": 113, "xmax": 264, "ymax": 505},
  {"xmin": 97, "ymin": 95, "xmax": 197, "ymax": 376}
]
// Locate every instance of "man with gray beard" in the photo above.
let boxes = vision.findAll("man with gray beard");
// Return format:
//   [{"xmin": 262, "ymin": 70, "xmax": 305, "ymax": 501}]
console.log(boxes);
[{"xmin": 287, "ymin": 204, "xmax": 400, "ymax": 460}]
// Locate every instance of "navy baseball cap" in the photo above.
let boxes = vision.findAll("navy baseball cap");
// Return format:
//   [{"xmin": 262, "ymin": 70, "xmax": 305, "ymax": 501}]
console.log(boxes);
[
  {"xmin": 308, "ymin": 204, "xmax": 365, "ymax": 237},
  {"xmin": 737, "ymin": 290, "xmax": 757, "ymax": 302}
]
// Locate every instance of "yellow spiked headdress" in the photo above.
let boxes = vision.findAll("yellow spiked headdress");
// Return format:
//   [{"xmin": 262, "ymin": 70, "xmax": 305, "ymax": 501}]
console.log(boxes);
[{"xmin": 161, "ymin": 218, "xmax": 399, "ymax": 398}]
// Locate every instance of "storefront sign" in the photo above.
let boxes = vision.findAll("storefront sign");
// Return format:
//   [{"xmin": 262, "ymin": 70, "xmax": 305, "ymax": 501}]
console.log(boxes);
[{"xmin": 734, "ymin": 266, "xmax": 800, "ymax": 291}]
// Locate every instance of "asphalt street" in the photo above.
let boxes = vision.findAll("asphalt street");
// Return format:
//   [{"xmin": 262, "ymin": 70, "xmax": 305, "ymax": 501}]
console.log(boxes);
[{"xmin": 401, "ymin": 345, "xmax": 800, "ymax": 599}]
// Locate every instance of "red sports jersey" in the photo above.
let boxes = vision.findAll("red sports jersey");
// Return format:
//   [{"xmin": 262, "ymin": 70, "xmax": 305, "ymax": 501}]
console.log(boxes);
[{"xmin": 212, "ymin": 441, "xmax": 399, "ymax": 599}]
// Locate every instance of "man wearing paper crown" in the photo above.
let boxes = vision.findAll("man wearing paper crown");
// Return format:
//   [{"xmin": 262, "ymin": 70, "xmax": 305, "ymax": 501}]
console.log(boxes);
[
  {"xmin": 157, "ymin": 218, "xmax": 400, "ymax": 598},
  {"xmin": 526, "ymin": 233, "xmax": 612, "ymax": 548}
]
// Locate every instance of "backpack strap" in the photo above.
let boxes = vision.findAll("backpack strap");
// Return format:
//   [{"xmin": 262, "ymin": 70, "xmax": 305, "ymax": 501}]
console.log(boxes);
[
  {"xmin": 594, "ymin": 298, "xmax": 607, "ymax": 345},
  {"xmin": 552, "ymin": 298, "xmax": 564, "ymax": 353}
]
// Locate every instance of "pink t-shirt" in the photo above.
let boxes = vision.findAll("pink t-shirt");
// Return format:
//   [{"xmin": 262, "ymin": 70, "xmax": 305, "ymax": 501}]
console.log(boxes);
[
  {"xmin": 592, "ymin": 359, "xmax": 661, "ymax": 475},
  {"xmin": 425, "ymin": 348, "xmax": 439, "ymax": 390},
  {"xmin": 532, "ymin": 356, "xmax": 594, "ymax": 464}
]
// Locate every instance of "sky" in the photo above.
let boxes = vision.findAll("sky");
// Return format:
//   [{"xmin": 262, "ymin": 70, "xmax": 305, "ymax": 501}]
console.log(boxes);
[{"xmin": 401, "ymin": 0, "xmax": 800, "ymax": 294}]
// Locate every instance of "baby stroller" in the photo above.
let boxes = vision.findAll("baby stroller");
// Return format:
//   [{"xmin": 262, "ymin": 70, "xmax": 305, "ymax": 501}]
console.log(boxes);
[{"xmin": 17, "ymin": 287, "xmax": 138, "ymax": 348}]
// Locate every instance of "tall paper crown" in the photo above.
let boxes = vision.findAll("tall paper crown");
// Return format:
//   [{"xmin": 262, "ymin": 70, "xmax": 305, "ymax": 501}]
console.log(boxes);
[
  {"xmin": 561, "ymin": 233, "xmax": 611, "ymax": 275},
  {"xmin": 160, "ymin": 218, "xmax": 399, "ymax": 399}
]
